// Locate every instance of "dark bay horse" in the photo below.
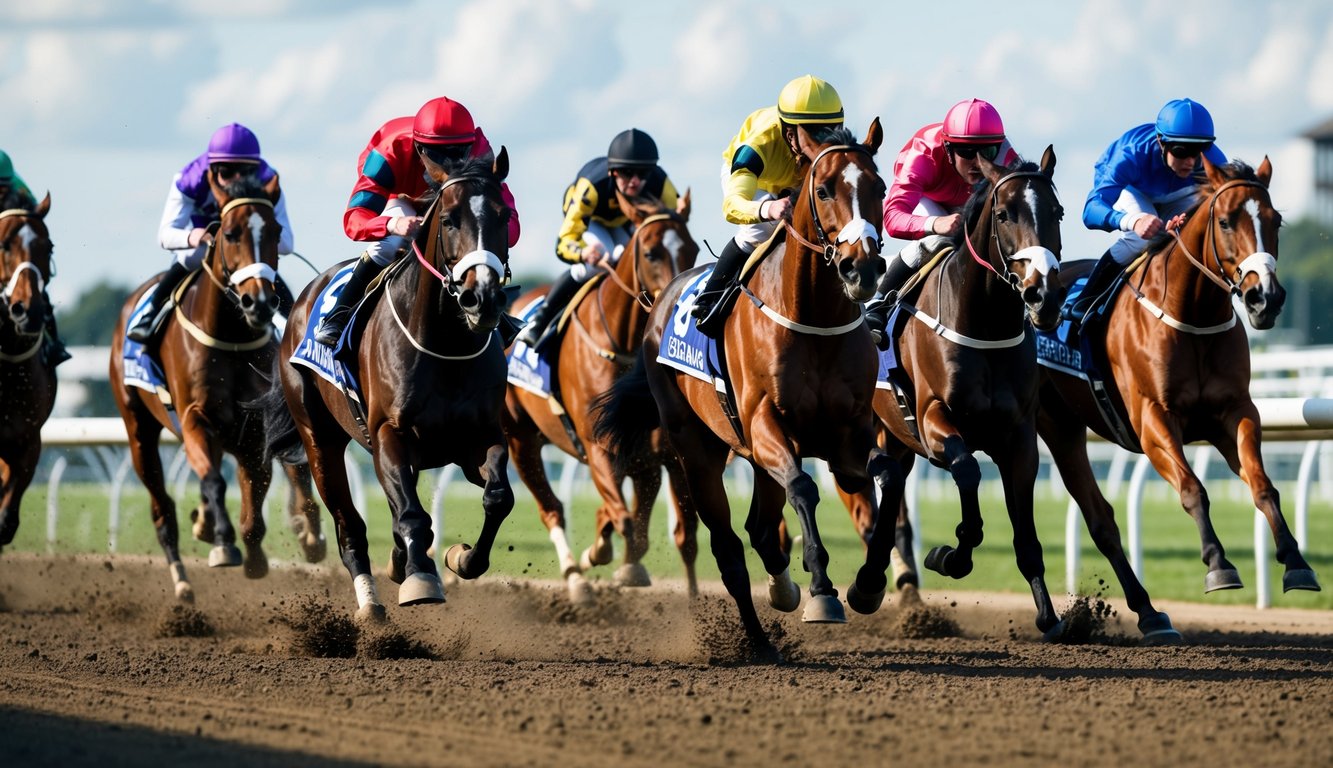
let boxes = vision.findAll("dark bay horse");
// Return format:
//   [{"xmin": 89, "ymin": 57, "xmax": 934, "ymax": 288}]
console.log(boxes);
[
  {"xmin": 269, "ymin": 153, "xmax": 516, "ymax": 620},
  {"xmin": 596, "ymin": 122, "xmax": 889, "ymax": 659},
  {"xmin": 0, "ymin": 194, "xmax": 58, "ymax": 553},
  {"xmin": 504, "ymin": 189, "xmax": 700, "ymax": 603},
  {"xmin": 868, "ymin": 149, "xmax": 1070, "ymax": 638},
  {"xmin": 1038, "ymin": 157, "xmax": 1320, "ymax": 641},
  {"xmin": 110, "ymin": 174, "xmax": 324, "ymax": 602}
]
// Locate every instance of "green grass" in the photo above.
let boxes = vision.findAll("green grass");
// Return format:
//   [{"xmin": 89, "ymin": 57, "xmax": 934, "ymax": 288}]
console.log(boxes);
[{"xmin": 8, "ymin": 479, "xmax": 1331, "ymax": 610}]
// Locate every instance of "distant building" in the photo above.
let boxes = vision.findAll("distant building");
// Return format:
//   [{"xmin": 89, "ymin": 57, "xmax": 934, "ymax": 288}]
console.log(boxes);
[{"xmin": 1306, "ymin": 115, "xmax": 1333, "ymax": 226}]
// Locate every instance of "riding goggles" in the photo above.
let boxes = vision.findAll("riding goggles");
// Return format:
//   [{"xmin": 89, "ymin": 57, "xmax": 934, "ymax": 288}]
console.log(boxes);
[
  {"xmin": 1163, "ymin": 141, "xmax": 1212, "ymax": 159},
  {"xmin": 947, "ymin": 142, "xmax": 1002, "ymax": 161}
]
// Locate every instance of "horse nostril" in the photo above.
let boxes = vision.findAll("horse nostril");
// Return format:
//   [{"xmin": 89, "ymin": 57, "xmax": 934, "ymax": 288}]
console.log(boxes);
[
  {"xmin": 1022, "ymin": 285, "xmax": 1042, "ymax": 305},
  {"xmin": 457, "ymin": 289, "xmax": 479, "ymax": 310},
  {"xmin": 239, "ymin": 294, "xmax": 255, "ymax": 310},
  {"xmin": 837, "ymin": 258, "xmax": 857, "ymax": 279}
]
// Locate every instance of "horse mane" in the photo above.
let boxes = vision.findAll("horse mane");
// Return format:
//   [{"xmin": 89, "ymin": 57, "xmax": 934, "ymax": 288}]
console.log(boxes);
[
  {"xmin": 621, "ymin": 190, "xmax": 675, "ymax": 220},
  {"xmin": 219, "ymin": 174, "xmax": 271, "ymax": 200},
  {"xmin": 953, "ymin": 160, "xmax": 1040, "ymax": 248},
  {"xmin": 0, "ymin": 186, "xmax": 34, "ymax": 211},
  {"xmin": 1143, "ymin": 159, "xmax": 1259, "ymax": 254}
]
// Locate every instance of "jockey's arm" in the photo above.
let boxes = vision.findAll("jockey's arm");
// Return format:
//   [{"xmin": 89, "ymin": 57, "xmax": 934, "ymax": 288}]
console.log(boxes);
[
  {"xmin": 722, "ymin": 169, "xmax": 764, "ymax": 225},
  {"xmin": 158, "ymin": 177, "xmax": 199, "ymax": 252},
  {"xmin": 555, "ymin": 178, "xmax": 598, "ymax": 263},
  {"xmin": 273, "ymin": 190, "xmax": 294, "ymax": 255}
]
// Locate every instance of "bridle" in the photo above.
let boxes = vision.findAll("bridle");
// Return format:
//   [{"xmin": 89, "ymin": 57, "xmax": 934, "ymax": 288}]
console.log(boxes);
[
  {"xmin": 961, "ymin": 170, "xmax": 1061, "ymax": 294},
  {"xmin": 1165, "ymin": 178, "xmax": 1274, "ymax": 298},
  {"xmin": 200, "ymin": 196, "xmax": 279, "ymax": 308},
  {"xmin": 413, "ymin": 174, "xmax": 511, "ymax": 298},
  {"xmin": 0, "ymin": 208, "xmax": 50, "ymax": 310},
  {"xmin": 600, "ymin": 211, "xmax": 681, "ymax": 310},
  {"xmin": 783, "ymin": 144, "xmax": 882, "ymax": 264}
]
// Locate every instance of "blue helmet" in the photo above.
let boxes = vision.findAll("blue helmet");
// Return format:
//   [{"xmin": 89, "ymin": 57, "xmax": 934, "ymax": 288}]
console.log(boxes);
[{"xmin": 1155, "ymin": 99, "xmax": 1215, "ymax": 144}]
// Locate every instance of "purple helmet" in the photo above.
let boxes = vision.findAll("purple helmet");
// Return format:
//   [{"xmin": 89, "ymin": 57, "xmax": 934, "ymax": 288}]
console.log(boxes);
[{"xmin": 207, "ymin": 123, "xmax": 262, "ymax": 163}]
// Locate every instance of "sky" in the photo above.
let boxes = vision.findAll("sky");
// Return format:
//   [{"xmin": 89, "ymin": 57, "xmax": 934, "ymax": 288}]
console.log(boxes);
[{"xmin": 3, "ymin": 0, "xmax": 1333, "ymax": 305}]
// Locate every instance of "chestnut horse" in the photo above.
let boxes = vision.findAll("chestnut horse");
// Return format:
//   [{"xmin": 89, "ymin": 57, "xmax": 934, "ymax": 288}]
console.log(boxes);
[
  {"xmin": 1038, "ymin": 157, "xmax": 1320, "ymax": 641},
  {"xmin": 595, "ymin": 122, "xmax": 890, "ymax": 659},
  {"xmin": 0, "ymin": 194, "xmax": 58, "ymax": 553},
  {"xmin": 110, "ymin": 173, "xmax": 324, "ymax": 602},
  {"xmin": 868, "ymin": 150, "xmax": 1070, "ymax": 638},
  {"xmin": 269, "ymin": 153, "xmax": 516, "ymax": 620},
  {"xmin": 504, "ymin": 190, "xmax": 700, "ymax": 603}
]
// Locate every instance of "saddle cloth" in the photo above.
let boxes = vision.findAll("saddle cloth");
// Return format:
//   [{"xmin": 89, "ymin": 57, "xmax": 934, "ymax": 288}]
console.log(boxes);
[
  {"xmin": 289, "ymin": 262, "xmax": 364, "ymax": 404},
  {"xmin": 506, "ymin": 298, "xmax": 555, "ymax": 397},
  {"xmin": 656, "ymin": 267, "xmax": 723, "ymax": 383}
]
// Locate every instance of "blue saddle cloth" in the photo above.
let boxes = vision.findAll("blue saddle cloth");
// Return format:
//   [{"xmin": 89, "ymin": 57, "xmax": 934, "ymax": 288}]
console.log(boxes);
[
  {"xmin": 1037, "ymin": 274, "xmax": 1095, "ymax": 378},
  {"xmin": 506, "ymin": 298, "xmax": 555, "ymax": 397},
  {"xmin": 289, "ymin": 263, "xmax": 363, "ymax": 403},
  {"xmin": 873, "ymin": 305, "xmax": 910, "ymax": 391},
  {"xmin": 656, "ymin": 267, "xmax": 723, "ymax": 383},
  {"xmin": 122, "ymin": 287, "xmax": 169, "ymax": 398}
]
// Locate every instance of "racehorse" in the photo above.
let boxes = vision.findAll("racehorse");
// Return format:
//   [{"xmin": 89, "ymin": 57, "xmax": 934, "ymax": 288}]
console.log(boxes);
[
  {"xmin": 1038, "ymin": 156, "xmax": 1320, "ymax": 640},
  {"xmin": 595, "ymin": 121, "xmax": 890, "ymax": 659},
  {"xmin": 869, "ymin": 149, "xmax": 1070, "ymax": 638},
  {"xmin": 504, "ymin": 189, "xmax": 700, "ymax": 603},
  {"xmin": 268, "ymin": 152, "xmax": 516, "ymax": 620},
  {"xmin": 110, "ymin": 173, "xmax": 324, "ymax": 602},
  {"xmin": 0, "ymin": 194, "xmax": 58, "ymax": 553}
]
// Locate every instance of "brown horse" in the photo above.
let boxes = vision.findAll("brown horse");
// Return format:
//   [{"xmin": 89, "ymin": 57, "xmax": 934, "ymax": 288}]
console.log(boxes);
[
  {"xmin": 868, "ymin": 149, "xmax": 1070, "ymax": 638},
  {"xmin": 0, "ymin": 194, "xmax": 58, "ymax": 553},
  {"xmin": 504, "ymin": 190, "xmax": 700, "ymax": 603},
  {"xmin": 595, "ymin": 122, "xmax": 890, "ymax": 659},
  {"xmin": 268, "ymin": 153, "xmax": 516, "ymax": 620},
  {"xmin": 110, "ymin": 173, "xmax": 324, "ymax": 602},
  {"xmin": 1038, "ymin": 157, "xmax": 1320, "ymax": 641}
]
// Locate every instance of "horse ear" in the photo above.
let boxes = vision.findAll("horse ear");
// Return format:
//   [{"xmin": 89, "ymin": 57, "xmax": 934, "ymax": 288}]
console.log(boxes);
[
  {"xmin": 206, "ymin": 167, "xmax": 229, "ymax": 206},
  {"xmin": 263, "ymin": 172, "xmax": 281, "ymax": 204},
  {"xmin": 34, "ymin": 192, "xmax": 51, "ymax": 218},
  {"xmin": 617, "ymin": 187, "xmax": 645, "ymax": 225},
  {"xmin": 1039, "ymin": 145, "xmax": 1056, "ymax": 176},
  {"xmin": 677, "ymin": 187, "xmax": 691, "ymax": 221},
  {"xmin": 1202, "ymin": 153, "xmax": 1227, "ymax": 189},
  {"xmin": 1256, "ymin": 155, "xmax": 1272, "ymax": 188},
  {"xmin": 863, "ymin": 117, "xmax": 883, "ymax": 155},
  {"xmin": 494, "ymin": 146, "xmax": 509, "ymax": 182}
]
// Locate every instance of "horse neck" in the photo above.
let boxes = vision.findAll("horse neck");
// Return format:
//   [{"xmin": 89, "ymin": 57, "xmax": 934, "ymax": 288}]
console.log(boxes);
[
  {"xmin": 593, "ymin": 250, "xmax": 650, "ymax": 349},
  {"xmin": 394, "ymin": 255, "xmax": 474, "ymax": 351},
  {"xmin": 1145, "ymin": 219, "xmax": 1235, "ymax": 324},
  {"xmin": 186, "ymin": 265, "xmax": 244, "ymax": 336},
  {"xmin": 939, "ymin": 219, "xmax": 1026, "ymax": 337},
  {"xmin": 764, "ymin": 213, "xmax": 859, "ymax": 327}
]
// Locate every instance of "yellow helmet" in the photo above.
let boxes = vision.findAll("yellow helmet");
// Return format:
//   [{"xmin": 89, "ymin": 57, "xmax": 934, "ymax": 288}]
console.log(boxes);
[{"xmin": 777, "ymin": 75, "xmax": 844, "ymax": 125}]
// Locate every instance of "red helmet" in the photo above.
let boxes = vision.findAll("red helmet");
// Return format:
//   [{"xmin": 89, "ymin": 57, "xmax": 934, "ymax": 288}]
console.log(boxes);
[
  {"xmin": 942, "ymin": 99, "xmax": 1006, "ymax": 144},
  {"xmin": 413, "ymin": 97, "xmax": 477, "ymax": 145}
]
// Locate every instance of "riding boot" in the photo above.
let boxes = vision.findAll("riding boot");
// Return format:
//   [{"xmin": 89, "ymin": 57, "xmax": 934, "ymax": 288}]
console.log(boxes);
[
  {"xmin": 691, "ymin": 238, "xmax": 747, "ymax": 338},
  {"xmin": 127, "ymin": 261, "xmax": 191, "ymax": 343},
  {"xmin": 42, "ymin": 304, "xmax": 71, "ymax": 367},
  {"xmin": 1064, "ymin": 251, "xmax": 1121, "ymax": 323},
  {"xmin": 515, "ymin": 270, "xmax": 581, "ymax": 350},
  {"xmin": 864, "ymin": 256, "xmax": 918, "ymax": 350},
  {"xmin": 313, "ymin": 253, "xmax": 385, "ymax": 347}
]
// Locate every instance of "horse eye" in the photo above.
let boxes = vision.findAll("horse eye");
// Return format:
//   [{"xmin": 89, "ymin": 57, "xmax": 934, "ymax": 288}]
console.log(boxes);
[
  {"xmin": 816, "ymin": 185, "xmax": 831, "ymax": 202},
  {"xmin": 1219, "ymin": 218, "xmax": 1231, "ymax": 231},
  {"xmin": 995, "ymin": 210, "xmax": 1009, "ymax": 223},
  {"xmin": 224, "ymin": 229, "xmax": 242, "ymax": 244}
]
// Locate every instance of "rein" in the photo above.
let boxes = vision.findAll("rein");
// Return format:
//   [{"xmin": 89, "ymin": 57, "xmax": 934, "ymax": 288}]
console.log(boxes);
[
  {"xmin": 178, "ymin": 196, "xmax": 279, "ymax": 350},
  {"xmin": 0, "ymin": 208, "xmax": 50, "ymax": 301},
  {"xmin": 414, "ymin": 174, "xmax": 510, "ymax": 295},
  {"xmin": 962, "ymin": 170, "xmax": 1056, "ymax": 293}
]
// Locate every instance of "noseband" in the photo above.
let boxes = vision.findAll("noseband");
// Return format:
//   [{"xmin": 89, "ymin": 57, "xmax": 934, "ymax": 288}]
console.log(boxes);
[
  {"xmin": 0, "ymin": 208, "xmax": 50, "ymax": 307},
  {"xmin": 963, "ymin": 171, "xmax": 1060, "ymax": 294},
  {"xmin": 415, "ymin": 174, "xmax": 511, "ymax": 298},
  {"xmin": 784, "ymin": 144, "xmax": 882, "ymax": 264},
  {"xmin": 1167, "ymin": 178, "xmax": 1273, "ymax": 298},
  {"xmin": 202, "ymin": 197, "xmax": 279, "ymax": 307}
]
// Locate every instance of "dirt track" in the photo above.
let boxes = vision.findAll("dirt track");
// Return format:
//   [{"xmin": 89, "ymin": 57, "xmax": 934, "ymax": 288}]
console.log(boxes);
[{"xmin": 1, "ymin": 553, "xmax": 1329, "ymax": 767}]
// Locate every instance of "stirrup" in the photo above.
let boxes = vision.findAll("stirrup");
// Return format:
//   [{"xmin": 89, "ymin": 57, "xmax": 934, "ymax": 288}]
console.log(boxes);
[
  {"xmin": 126, "ymin": 303, "xmax": 171, "ymax": 344},
  {"xmin": 314, "ymin": 308, "xmax": 351, "ymax": 346}
]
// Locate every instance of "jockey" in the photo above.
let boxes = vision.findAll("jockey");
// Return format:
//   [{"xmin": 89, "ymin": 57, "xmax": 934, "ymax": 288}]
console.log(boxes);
[
  {"xmin": 1067, "ymin": 98, "xmax": 1227, "ymax": 323},
  {"xmin": 865, "ymin": 99, "xmax": 1018, "ymax": 347},
  {"xmin": 514, "ymin": 128, "xmax": 681, "ymax": 350},
  {"xmin": 128, "ymin": 123, "xmax": 295, "ymax": 343},
  {"xmin": 0, "ymin": 149, "xmax": 68, "ymax": 365},
  {"xmin": 314, "ymin": 96, "xmax": 522, "ymax": 346},
  {"xmin": 690, "ymin": 75, "xmax": 846, "ymax": 338}
]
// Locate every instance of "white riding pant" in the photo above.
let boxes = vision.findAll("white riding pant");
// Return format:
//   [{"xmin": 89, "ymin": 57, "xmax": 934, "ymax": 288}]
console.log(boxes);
[
  {"xmin": 569, "ymin": 221, "xmax": 630, "ymax": 282},
  {"xmin": 1106, "ymin": 185, "xmax": 1198, "ymax": 265}
]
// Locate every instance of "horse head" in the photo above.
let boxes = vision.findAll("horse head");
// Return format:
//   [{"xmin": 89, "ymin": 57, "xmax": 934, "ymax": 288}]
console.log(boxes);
[
  {"xmin": 206, "ymin": 171, "xmax": 282, "ymax": 331},
  {"xmin": 419, "ymin": 149, "xmax": 513, "ymax": 335},
  {"xmin": 792, "ymin": 119, "xmax": 887, "ymax": 302},
  {"xmin": 970, "ymin": 146, "xmax": 1065, "ymax": 330},
  {"xmin": 1199, "ymin": 156, "xmax": 1283, "ymax": 330},
  {"xmin": 0, "ymin": 193, "xmax": 54, "ymax": 337},
  {"xmin": 616, "ymin": 187, "xmax": 699, "ymax": 300}
]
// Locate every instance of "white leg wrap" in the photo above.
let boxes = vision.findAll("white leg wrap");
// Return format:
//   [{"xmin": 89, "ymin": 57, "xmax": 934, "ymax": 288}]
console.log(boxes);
[
  {"xmin": 353, "ymin": 573, "xmax": 379, "ymax": 610},
  {"xmin": 549, "ymin": 526, "xmax": 578, "ymax": 577}
]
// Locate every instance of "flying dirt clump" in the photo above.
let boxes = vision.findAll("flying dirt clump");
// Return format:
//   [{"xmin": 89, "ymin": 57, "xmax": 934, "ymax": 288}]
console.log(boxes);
[
  {"xmin": 155, "ymin": 605, "xmax": 215, "ymax": 638},
  {"xmin": 359, "ymin": 627, "xmax": 442, "ymax": 660},
  {"xmin": 895, "ymin": 603, "xmax": 961, "ymax": 639},
  {"xmin": 282, "ymin": 597, "xmax": 359, "ymax": 658}
]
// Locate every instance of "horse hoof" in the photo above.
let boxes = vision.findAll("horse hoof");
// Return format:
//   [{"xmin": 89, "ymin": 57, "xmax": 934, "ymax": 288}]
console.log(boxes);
[
  {"xmin": 443, "ymin": 543, "xmax": 473, "ymax": 577},
  {"xmin": 567, "ymin": 573, "xmax": 594, "ymax": 606},
  {"xmin": 1139, "ymin": 612, "xmax": 1184, "ymax": 646},
  {"xmin": 1282, "ymin": 569, "xmax": 1321, "ymax": 592},
  {"xmin": 208, "ymin": 544, "xmax": 242, "ymax": 568},
  {"xmin": 388, "ymin": 547, "xmax": 407, "ymax": 584},
  {"xmin": 302, "ymin": 534, "xmax": 327, "ymax": 564},
  {"xmin": 398, "ymin": 572, "xmax": 446, "ymax": 606},
  {"xmin": 175, "ymin": 581, "xmax": 195, "ymax": 603},
  {"xmin": 846, "ymin": 581, "xmax": 886, "ymax": 615},
  {"xmin": 891, "ymin": 548, "xmax": 918, "ymax": 590},
  {"xmin": 767, "ymin": 570, "xmax": 801, "ymax": 613},
  {"xmin": 801, "ymin": 594, "xmax": 847, "ymax": 624},
  {"xmin": 897, "ymin": 583, "xmax": 924, "ymax": 607},
  {"xmin": 613, "ymin": 563, "xmax": 652, "ymax": 588},
  {"xmin": 1041, "ymin": 618, "xmax": 1071, "ymax": 643},
  {"xmin": 1204, "ymin": 568, "xmax": 1244, "ymax": 592},
  {"xmin": 356, "ymin": 602, "xmax": 387, "ymax": 624},
  {"xmin": 243, "ymin": 550, "xmax": 269, "ymax": 580},
  {"xmin": 924, "ymin": 545, "xmax": 951, "ymax": 575}
]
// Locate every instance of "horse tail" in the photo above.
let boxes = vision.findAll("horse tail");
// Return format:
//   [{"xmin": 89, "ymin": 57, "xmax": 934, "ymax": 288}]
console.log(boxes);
[
  {"xmin": 591, "ymin": 348, "xmax": 660, "ymax": 477},
  {"xmin": 252, "ymin": 356, "xmax": 306, "ymax": 465}
]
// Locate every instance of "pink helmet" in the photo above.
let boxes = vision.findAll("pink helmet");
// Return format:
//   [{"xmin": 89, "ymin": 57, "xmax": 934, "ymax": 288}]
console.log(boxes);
[{"xmin": 941, "ymin": 99, "xmax": 1005, "ymax": 144}]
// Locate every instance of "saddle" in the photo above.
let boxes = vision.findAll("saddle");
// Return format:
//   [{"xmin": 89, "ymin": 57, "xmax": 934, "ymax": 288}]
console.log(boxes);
[{"xmin": 528, "ymin": 273, "xmax": 607, "ymax": 354}]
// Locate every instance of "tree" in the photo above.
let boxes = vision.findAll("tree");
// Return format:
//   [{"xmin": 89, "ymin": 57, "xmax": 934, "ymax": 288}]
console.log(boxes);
[
  {"xmin": 1270, "ymin": 218, "xmax": 1333, "ymax": 346},
  {"xmin": 57, "ymin": 281, "xmax": 133, "ymax": 346}
]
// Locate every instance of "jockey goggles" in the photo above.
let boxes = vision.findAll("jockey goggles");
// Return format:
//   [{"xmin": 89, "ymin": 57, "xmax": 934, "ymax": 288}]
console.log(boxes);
[
  {"xmin": 946, "ymin": 142, "xmax": 1001, "ymax": 161},
  {"xmin": 418, "ymin": 142, "xmax": 474, "ymax": 167},
  {"xmin": 212, "ymin": 162, "xmax": 258, "ymax": 181},
  {"xmin": 1162, "ymin": 141, "xmax": 1211, "ymax": 159}
]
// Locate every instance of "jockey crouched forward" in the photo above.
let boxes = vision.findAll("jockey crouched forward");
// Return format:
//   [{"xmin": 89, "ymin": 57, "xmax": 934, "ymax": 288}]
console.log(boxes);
[
  {"xmin": 128, "ymin": 123, "xmax": 295, "ymax": 343},
  {"xmin": 313, "ymin": 96, "xmax": 522, "ymax": 347},
  {"xmin": 864, "ymin": 99, "xmax": 1018, "ymax": 348},
  {"xmin": 514, "ymin": 128, "xmax": 681, "ymax": 350}
]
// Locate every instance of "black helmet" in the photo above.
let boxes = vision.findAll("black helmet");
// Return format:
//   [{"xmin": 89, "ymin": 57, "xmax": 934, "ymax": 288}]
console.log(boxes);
[{"xmin": 607, "ymin": 128, "xmax": 658, "ymax": 170}]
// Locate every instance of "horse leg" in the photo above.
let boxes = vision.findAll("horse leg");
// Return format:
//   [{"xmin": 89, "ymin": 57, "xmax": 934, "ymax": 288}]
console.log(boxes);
[
  {"xmin": 444, "ymin": 440, "xmax": 515, "ymax": 581},
  {"xmin": 892, "ymin": 496, "xmax": 919, "ymax": 591},
  {"xmin": 371, "ymin": 430, "xmax": 444, "ymax": 606},
  {"xmin": 921, "ymin": 427, "xmax": 984, "ymax": 580},
  {"xmin": 1038, "ymin": 399, "xmax": 1179, "ymax": 643},
  {"xmin": 615, "ymin": 466, "xmax": 661, "ymax": 587},
  {"xmin": 663, "ymin": 455, "xmax": 700, "ymax": 597},
  {"xmin": 584, "ymin": 445, "xmax": 648, "ymax": 587},
  {"xmin": 123, "ymin": 411, "xmax": 192, "ymax": 602},
  {"xmin": 282, "ymin": 461, "xmax": 327, "ymax": 563},
  {"xmin": 304, "ymin": 428, "xmax": 381, "ymax": 619},
  {"xmin": 506, "ymin": 430, "xmax": 587, "ymax": 602},
  {"xmin": 0, "ymin": 443, "xmax": 39, "ymax": 551},
  {"xmin": 234, "ymin": 456, "xmax": 272, "ymax": 579},
  {"xmin": 180, "ymin": 425, "xmax": 242, "ymax": 569},
  {"xmin": 1216, "ymin": 406, "xmax": 1320, "ymax": 592},
  {"xmin": 846, "ymin": 452, "xmax": 907, "ymax": 615},
  {"xmin": 994, "ymin": 432, "xmax": 1064, "ymax": 637},
  {"xmin": 745, "ymin": 470, "xmax": 799, "ymax": 613},
  {"xmin": 1138, "ymin": 403, "xmax": 1242, "ymax": 591}
]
